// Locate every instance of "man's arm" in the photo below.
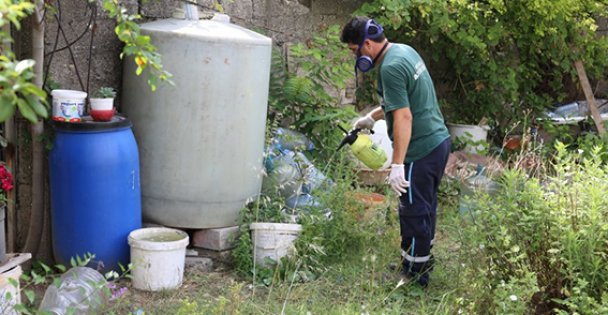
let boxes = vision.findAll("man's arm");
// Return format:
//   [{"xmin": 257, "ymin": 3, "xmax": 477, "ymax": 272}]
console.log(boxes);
[
  {"xmin": 367, "ymin": 107, "xmax": 385, "ymax": 121},
  {"xmin": 391, "ymin": 107, "xmax": 413, "ymax": 164}
]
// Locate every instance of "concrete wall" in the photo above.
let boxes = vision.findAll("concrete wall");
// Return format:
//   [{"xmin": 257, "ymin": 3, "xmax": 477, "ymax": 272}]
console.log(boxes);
[{"xmin": 14, "ymin": 0, "xmax": 366, "ymax": 258}]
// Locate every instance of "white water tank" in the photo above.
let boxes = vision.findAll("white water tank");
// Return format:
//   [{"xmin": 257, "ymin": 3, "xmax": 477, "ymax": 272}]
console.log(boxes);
[{"xmin": 122, "ymin": 16, "xmax": 272, "ymax": 228}]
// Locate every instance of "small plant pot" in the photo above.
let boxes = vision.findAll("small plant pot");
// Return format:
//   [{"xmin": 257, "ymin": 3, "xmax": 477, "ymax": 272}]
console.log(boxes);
[
  {"xmin": 90, "ymin": 98, "xmax": 114, "ymax": 111},
  {"xmin": 90, "ymin": 109, "xmax": 115, "ymax": 122}
]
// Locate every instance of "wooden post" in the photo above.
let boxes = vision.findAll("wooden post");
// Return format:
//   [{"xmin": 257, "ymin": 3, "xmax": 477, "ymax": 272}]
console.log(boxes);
[{"xmin": 574, "ymin": 60, "xmax": 606, "ymax": 135}]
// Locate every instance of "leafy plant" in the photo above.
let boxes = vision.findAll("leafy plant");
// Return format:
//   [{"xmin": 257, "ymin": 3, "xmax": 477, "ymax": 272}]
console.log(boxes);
[
  {"xmin": 95, "ymin": 87, "xmax": 116, "ymax": 99},
  {"xmin": 457, "ymin": 143, "xmax": 608, "ymax": 313},
  {"xmin": 100, "ymin": 0, "xmax": 173, "ymax": 91},
  {"xmin": 0, "ymin": 1, "xmax": 47, "ymax": 121},
  {"xmin": 267, "ymin": 25, "xmax": 358, "ymax": 159},
  {"xmin": 357, "ymin": 0, "xmax": 608, "ymax": 127}
]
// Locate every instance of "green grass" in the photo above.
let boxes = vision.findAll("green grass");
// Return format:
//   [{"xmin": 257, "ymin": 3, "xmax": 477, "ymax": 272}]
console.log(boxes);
[{"xmin": 103, "ymin": 196, "xmax": 466, "ymax": 315}]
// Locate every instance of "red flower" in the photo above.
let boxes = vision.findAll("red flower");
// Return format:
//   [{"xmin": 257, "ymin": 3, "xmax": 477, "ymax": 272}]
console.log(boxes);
[{"xmin": 0, "ymin": 164, "xmax": 13, "ymax": 195}]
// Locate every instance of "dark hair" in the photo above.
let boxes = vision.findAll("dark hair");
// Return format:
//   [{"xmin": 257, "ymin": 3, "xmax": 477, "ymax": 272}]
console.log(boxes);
[{"xmin": 340, "ymin": 16, "xmax": 386, "ymax": 45}]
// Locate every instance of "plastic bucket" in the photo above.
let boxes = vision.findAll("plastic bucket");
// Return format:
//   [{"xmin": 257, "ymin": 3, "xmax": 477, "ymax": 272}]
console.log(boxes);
[
  {"xmin": 250, "ymin": 223, "xmax": 302, "ymax": 267},
  {"xmin": 446, "ymin": 123, "xmax": 489, "ymax": 154},
  {"xmin": 51, "ymin": 90, "xmax": 87, "ymax": 122},
  {"xmin": 128, "ymin": 227, "xmax": 189, "ymax": 291}
]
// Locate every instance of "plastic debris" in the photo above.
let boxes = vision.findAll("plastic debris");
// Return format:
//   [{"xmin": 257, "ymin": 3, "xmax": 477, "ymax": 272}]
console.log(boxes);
[
  {"xmin": 38, "ymin": 267, "xmax": 107, "ymax": 315},
  {"xmin": 544, "ymin": 99, "xmax": 608, "ymax": 125}
]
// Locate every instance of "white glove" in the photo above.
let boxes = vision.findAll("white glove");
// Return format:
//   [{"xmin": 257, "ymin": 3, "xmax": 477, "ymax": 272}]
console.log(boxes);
[
  {"xmin": 353, "ymin": 114, "xmax": 375, "ymax": 130},
  {"xmin": 388, "ymin": 164, "xmax": 409, "ymax": 196}
]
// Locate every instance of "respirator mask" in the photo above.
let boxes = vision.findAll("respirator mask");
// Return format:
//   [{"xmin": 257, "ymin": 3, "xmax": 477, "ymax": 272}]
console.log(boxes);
[{"xmin": 355, "ymin": 19, "xmax": 387, "ymax": 73}]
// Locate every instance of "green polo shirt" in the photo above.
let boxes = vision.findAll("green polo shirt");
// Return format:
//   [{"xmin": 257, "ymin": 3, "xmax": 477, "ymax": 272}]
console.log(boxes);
[{"xmin": 377, "ymin": 43, "xmax": 449, "ymax": 163}]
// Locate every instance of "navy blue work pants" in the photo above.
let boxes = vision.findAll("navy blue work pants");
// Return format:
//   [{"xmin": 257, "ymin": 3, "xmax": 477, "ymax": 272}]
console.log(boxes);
[{"xmin": 398, "ymin": 138, "xmax": 451, "ymax": 278}]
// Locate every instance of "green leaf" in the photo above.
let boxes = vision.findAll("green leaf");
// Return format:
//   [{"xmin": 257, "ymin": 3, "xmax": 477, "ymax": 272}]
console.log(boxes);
[
  {"xmin": 0, "ymin": 96, "xmax": 16, "ymax": 122},
  {"xmin": 7, "ymin": 278, "xmax": 18, "ymax": 287},
  {"xmin": 135, "ymin": 35, "xmax": 150, "ymax": 46},
  {"xmin": 24, "ymin": 290, "xmax": 36, "ymax": 304},
  {"xmin": 15, "ymin": 59, "xmax": 35, "ymax": 75},
  {"xmin": 16, "ymin": 98, "xmax": 37, "ymax": 123},
  {"xmin": 25, "ymin": 95, "xmax": 48, "ymax": 118}
]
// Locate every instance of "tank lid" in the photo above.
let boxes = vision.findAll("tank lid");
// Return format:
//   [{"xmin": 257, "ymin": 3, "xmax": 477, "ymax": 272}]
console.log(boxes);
[
  {"xmin": 140, "ymin": 18, "xmax": 271, "ymax": 46},
  {"xmin": 51, "ymin": 115, "xmax": 132, "ymax": 132}
]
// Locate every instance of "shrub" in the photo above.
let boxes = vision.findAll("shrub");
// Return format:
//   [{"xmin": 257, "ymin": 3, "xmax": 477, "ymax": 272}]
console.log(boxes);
[
  {"xmin": 457, "ymin": 143, "xmax": 608, "ymax": 313},
  {"xmin": 266, "ymin": 25, "xmax": 358, "ymax": 160},
  {"xmin": 357, "ymin": 0, "xmax": 608, "ymax": 127}
]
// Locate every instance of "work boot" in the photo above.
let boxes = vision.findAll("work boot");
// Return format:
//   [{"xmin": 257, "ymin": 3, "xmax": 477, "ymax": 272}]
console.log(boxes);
[{"xmin": 398, "ymin": 269, "xmax": 429, "ymax": 287}]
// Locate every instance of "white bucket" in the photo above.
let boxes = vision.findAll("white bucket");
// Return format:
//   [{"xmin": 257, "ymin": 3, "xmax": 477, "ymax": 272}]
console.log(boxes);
[
  {"xmin": 128, "ymin": 227, "xmax": 189, "ymax": 291},
  {"xmin": 447, "ymin": 123, "xmax": 490, "ymax": 154},
  {"xmin": 0, "ymin": 265, "xmax": 22, "ymax": 315},
  {"xmin": 51, "ymin": 90, "xmax": 87, "ymax": 122},
  {"xmin": 250, "ymin": 223, "xmax": 302, "ymax": 267}
]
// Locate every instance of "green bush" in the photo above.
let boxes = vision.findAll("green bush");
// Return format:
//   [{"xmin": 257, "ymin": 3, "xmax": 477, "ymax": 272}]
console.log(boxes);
[
  {"xmin": 357, "ymin": 0, "xmax": 608, "ymax": 127},
  {"xmin": 266, "ymin": 25, "xmax": 358, "ymax": 159},
  {"xmin": 232, "ymin": 151, "xmax": 389, "ymax": 285},
  {"xmin": 457, "ymin": 143, "xmax": 608, "ymax": 313}
]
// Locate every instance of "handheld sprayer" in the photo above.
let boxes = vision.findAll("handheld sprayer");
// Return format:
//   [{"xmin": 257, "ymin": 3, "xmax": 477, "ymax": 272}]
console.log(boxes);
[{"xmin": 337, "ymin": 125, "xmax": 387, "ymax": 170}]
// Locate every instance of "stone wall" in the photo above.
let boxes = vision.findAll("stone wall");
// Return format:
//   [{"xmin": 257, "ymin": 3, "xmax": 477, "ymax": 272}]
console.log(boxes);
[{"xmin": 14, "ymin": 0, "xmax": 366, "ymax": 258}]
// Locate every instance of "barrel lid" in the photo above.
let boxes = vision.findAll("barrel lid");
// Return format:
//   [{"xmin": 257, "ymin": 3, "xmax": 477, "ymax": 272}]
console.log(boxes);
[{"xmin": 51, "ymin": 115, "xmax": 132, "ymax": 132}]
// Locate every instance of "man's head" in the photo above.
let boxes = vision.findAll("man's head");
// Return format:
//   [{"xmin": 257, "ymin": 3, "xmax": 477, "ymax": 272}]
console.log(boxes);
[
  {"xmin": 341, "ymin": 16, "xmax": 388, "ymax": 72},
  {"xmin": 340, "ymin": 16, "xmax": 386, "ymax": 47}
]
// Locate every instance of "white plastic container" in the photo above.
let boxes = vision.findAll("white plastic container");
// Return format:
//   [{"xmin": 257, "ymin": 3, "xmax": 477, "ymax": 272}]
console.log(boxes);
[
  {"xmin": 128, "ymin": 227, "xmax": 189, "ymax": 291},
  {"xmin": 250, "ymin": 223, "xmax": 302, "ymax": 267},
  {"xmin": 122, "ymin": 16, "xmax": 272, "ymax": 229},
  {"xmin": 38, "ymin": 267, "xmax": 106, "ymax": 315},
  {"xmin": 368, "ymin": 120, "xmax": 393, "ymax": 170},
  {"xmin": 51, "ymin": 90, "xmax": 87, "ymax": 122},
  {"xmin": 446, "ymin": 123, "xmax": 490, "ymax": 154},
  {"xmin": 0, "ymin": 265, "xmax": 22, "ymax": 315},
  {"xmin": 89, "ymin": 98, "xmax": 114, "ymax": 111}
]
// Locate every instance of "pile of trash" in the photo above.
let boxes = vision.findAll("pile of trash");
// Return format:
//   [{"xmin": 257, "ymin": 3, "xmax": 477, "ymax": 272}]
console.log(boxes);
[
  {"xmin": 261, "ymin": 128, "xmax": 333, "ymax": 220},
  {"xmin": 544, "ymin": 99, "xmax": 608, "ymax": 125}
]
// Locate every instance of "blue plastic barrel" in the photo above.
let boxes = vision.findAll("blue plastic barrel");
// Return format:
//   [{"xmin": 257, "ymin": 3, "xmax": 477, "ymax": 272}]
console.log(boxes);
[{"xmin": 49, "ymin": 115, "xmax": 141, "ymax": 271}]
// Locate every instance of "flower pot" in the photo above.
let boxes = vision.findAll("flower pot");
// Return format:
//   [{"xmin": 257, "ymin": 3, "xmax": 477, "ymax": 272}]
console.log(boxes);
[
  {"xmin": 90, "ymin": 98, "xmax": 114, "ymax": 111},
  {"xmin": 446, "ymin": 123, "xmax": 490, "ymax": 154},
  {"xmin": 504, "ymin": 135, "xmax": 522, "ymax": 151},
  {"xmin": 90, "ymin": 98, "xmax": 115, "ymax": 121}
]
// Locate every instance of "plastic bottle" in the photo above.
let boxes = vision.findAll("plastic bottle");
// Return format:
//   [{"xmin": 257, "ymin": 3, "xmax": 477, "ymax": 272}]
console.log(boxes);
[
  {"xmin": 38, "ymin": 267, "xmax": 107, "ymax": 315},
  {"xmin": 459, "ymin": 165, "xmax": 499, "ymax": 215}
]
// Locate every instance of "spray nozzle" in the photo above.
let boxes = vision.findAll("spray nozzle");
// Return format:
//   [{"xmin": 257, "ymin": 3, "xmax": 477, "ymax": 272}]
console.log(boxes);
[{"xmin": 336, "ymin": 125, "xmax": 374, "ymax": 151}]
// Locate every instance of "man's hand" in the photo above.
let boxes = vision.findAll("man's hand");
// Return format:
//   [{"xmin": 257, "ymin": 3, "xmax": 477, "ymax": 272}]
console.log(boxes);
[
  {"xmin": 353, "ymin": 114, "xmax": 375, "ymax": 130},
  {"xmin": 388, "ymin": 164, "xmax": 409, "ymax": 196}
]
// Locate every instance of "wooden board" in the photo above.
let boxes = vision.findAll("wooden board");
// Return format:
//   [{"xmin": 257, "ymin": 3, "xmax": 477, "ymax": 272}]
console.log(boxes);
[{"xmin": 574, "ymin": 60, "xmax": 606, "ymax": 135}]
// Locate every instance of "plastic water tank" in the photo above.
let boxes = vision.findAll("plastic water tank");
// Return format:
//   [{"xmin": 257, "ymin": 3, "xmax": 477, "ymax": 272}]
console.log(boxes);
[
  {"xmin": 122, "ymin": 17, "xmax": 272, "ymax": 228},
  {"xmin": 49, "ymin": 116, "xmax": 142, "ymax": 272}
]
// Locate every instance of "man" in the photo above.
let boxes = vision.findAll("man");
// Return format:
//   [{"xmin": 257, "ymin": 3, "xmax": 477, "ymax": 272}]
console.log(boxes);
[{"xmin": 342, "ymin": 16, "xmax": 451, "ymax": 287}]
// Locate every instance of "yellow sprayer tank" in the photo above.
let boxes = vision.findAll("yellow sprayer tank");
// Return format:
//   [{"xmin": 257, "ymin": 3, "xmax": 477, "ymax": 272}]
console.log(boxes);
[{"xmin": 122, "ymin": 15, "xmax": 272, "ymax": 228}]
